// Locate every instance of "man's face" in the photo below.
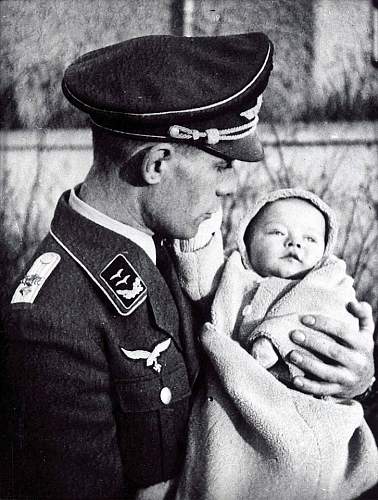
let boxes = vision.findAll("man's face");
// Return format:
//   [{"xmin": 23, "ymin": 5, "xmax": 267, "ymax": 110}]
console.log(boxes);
[
  {"xmin": 144, "ymin": 145, "xmax": 238, "ymax": 239},
  {"xmin": 246, "ymin": 198, "xmax": 326, "ymax": 279}
]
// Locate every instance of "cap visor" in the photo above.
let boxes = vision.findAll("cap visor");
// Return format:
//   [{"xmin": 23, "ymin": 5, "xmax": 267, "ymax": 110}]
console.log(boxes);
[{"xmin": 200, "ymin": 132, "xmax": 264, "ymax": 163}]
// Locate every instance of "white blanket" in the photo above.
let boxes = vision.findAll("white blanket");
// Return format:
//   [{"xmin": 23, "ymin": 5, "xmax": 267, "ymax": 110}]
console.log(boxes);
[{"xmin": 174, "ymin": 252, "xmax": 378, "ymax": 500}]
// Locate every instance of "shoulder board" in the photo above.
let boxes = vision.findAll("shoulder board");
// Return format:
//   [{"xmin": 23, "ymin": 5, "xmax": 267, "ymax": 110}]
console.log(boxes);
[
  {"xmin": 100, "ymin": 253, "xmax": 147, "ymax": 316},
  {"xmin": 11, "ymin": 252, "xmax": 61, "ymax": 304}
]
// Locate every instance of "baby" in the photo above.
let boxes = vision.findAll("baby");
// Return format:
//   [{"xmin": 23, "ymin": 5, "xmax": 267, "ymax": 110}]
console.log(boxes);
[
  {"xmin": 244, "ymin": 193, "xmax": 328, "ymax": 371},
  {"xmin": 174, "ymin": 188, "xmax": 357, "ymax": 383},
  {"xmin": 172, "ymin": 188, "xmax": 378, "ymax": 500}
]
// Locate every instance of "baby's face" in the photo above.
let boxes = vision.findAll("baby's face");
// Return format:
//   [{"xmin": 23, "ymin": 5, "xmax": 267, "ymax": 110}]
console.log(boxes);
[{"xmin": 247, "ymin": 198, "xmax": 326, "ymax": 279}]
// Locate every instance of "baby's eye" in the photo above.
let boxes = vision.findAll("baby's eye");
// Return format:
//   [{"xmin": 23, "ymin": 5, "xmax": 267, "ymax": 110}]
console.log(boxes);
[
  {"xmin": 268, "ymin": 229, "xmax": 284, "ymax": 236},
  {"xmin": 304, "ymin": 236, "xmax": 317, "ymax": 243}
]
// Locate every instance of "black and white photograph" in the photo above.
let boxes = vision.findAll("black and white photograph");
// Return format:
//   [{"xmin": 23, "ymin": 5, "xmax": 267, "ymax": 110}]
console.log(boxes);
[{"xmin": 0, "ymin": 1, "xmax": 377, "ymax": 498}]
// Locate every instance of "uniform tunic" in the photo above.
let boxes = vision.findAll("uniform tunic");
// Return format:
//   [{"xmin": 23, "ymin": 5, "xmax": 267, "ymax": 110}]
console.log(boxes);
[{"xmin": 0, "ymin": 190, "xmax": 200, "ymax": 499}]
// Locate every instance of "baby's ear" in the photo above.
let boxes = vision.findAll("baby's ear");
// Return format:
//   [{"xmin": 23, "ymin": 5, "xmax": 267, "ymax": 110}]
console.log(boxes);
[{"xmin": 141, "ymin": 143, "xmax": 173, "ymax": 185}]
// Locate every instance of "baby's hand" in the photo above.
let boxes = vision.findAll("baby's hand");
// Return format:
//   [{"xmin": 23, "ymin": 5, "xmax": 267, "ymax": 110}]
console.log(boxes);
[{"xmin": 251, "ymin": 338, "xmax": 279, "ymax": 369}]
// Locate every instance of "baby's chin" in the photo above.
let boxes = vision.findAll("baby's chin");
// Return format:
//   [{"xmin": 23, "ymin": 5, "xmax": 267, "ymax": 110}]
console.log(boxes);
[
  {"xmin": 251, "ymin": 259, "xmax": 317, "ymax": 280},
  {"xmin": 262, "ymin": 255, "xmax": 323, "ymax": 279},
  {"xmin": 282, "ymin": 269, "xmax": 310, "ymax": 279},
  {"xmin": 269, "ymin": 265, "xmax": 313, "ymax": 280}
]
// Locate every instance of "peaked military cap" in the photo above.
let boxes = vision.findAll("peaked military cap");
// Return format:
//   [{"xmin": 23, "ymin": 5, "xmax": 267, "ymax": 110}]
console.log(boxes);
[{"xmin": 62, "ymin": 33, "xmax": 274, "ymax": 161}]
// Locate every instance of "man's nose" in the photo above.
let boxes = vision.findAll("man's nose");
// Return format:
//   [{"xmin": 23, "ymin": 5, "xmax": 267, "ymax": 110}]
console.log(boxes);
[{"xmin": 248, "ymin": 132, "xmax": 265, "ymax": 162}]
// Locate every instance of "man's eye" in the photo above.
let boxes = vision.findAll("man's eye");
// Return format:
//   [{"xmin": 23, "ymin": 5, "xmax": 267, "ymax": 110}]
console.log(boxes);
[{"xmin": 216, "ymin": 159, "xmax": 233, "ymax": 173}]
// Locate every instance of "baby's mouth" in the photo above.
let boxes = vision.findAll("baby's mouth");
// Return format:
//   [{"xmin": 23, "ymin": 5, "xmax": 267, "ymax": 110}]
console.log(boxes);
[{"xmin": 282, "ymin": 253, "xmax": 302, "ymax": 263}]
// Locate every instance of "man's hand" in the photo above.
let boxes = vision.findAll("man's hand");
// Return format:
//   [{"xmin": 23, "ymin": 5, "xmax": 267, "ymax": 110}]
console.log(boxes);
[{"xmin": 289, "ymin": 301, "xmax": 375, "ymax": 398}]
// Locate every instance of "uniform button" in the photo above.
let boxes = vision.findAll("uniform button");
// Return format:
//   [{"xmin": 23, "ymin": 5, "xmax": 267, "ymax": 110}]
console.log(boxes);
[{"xmin": 160, "ymin": 386, "xmax": 172, "ymax": 405}]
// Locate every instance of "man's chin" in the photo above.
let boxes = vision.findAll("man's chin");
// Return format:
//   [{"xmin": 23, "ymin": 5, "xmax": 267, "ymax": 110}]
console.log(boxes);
[{"xmin": 172, "ymin": 228, "xmax": 198, "ymax": 240}]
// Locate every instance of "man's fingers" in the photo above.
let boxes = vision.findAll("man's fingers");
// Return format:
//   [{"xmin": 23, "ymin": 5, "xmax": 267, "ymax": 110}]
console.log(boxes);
[
  {"xmin": 300, "ymin": 301, "xmax": 375, "ymax": 341},
  {"xmin": 347, "ymin": 301, "xmax": 375, "ymax": 333},
  {"xmin": 292, "ymin": 376, "xmax": 342, "ymax": 397},
  {"xmin": 291, "ymin": 302, "xmax": 375, "ymax": 398},
  {"xmin": 290, "ymin": 329, "xmax": 363, "ymax": 365},
  {"xmin": 300, "ymin": 315, "xmax": 357, "ymax": 345},
  {"xmin": 290, "ymin": 350, "xmax": 358, "ymax": 398},
  {"xmin": 289, "ymin": 349, "xmax": 356, "ymax": 386}
]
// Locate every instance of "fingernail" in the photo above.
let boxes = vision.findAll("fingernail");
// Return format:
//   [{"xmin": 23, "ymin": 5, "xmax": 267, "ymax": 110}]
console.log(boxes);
[
  {"xmin": 291, "ymin": 331, "xmax": 305, "ymax": 343},
  {"xmin": 302, "ymin": 315, "xmax": 315, "ymax": 326},
  {"xmin": 293, "ymin": 377, "xmax": 303, "ymax": 387},
  {"xmin": 290, "ymin": 352, "xmax": 303, "ymax": 363}
]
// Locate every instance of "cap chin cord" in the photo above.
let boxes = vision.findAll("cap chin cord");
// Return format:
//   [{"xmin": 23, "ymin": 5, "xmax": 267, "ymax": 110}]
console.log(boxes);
[{"xmin": 168, "ymin": 115, "xmax": 259, "ymax": 145}]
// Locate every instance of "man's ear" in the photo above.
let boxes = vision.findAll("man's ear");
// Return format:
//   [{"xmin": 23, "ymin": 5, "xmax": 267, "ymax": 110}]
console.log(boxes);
[{"xmin": 141, "ymin": 143, "xmax": 174, "ymax": 185}]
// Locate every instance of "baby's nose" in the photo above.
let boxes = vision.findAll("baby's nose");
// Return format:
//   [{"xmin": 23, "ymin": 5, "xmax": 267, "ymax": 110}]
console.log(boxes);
[{"xmin": 287, "ymin": 239, "xmax": 301, "ymax": 249}]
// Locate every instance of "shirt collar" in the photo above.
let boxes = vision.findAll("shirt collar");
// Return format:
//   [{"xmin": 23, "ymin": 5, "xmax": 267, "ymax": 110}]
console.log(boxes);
[{"xmin": 68, "ymin": 187, "xmax": 156, "ymax": 264}]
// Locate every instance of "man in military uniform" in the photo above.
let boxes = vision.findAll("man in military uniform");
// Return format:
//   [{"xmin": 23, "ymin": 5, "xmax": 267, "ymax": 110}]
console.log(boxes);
[{"xmin": 0, "ymin": 33, "xmax": 375, "ymax": 499}]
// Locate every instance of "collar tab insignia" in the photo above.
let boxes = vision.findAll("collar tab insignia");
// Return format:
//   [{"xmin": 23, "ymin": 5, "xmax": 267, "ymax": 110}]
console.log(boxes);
[{"xmin": 100, "ymin": 254, "xmax": 147, "ymax": 315}]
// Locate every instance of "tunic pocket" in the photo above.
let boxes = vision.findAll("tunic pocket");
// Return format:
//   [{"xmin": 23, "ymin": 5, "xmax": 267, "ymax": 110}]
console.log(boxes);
[{"xmin": 114, "ymin": 363, "xmax": 191, "ymax": 487}]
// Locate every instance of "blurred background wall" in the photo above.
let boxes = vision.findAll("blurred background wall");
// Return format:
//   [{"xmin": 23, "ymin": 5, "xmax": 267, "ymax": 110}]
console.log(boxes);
[
  {"xmin": 0, "ymin": 0, "xmax": 377, "ymax": 320},
  {"xmin": 1, "ymin": 0, "xmax": 377, "ymax": 128}
]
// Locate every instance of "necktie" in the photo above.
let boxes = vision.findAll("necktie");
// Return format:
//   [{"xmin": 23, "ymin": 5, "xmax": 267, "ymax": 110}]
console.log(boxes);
[
  {"xmin": 152, "ymin": 235, "xmax": 200, "ymax": 384},
  {"xmin": 152, "ymin": 236, "xmax": 174, "ymax": 287},
  {"xmin": 153, "ymin": 235, "xmax": 186, "ymax": 312}
]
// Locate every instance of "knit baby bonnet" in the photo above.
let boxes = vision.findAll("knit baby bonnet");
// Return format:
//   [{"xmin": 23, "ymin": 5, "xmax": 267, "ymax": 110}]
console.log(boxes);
[{"xmin": 237, "ymin": 187, "xmax": 339, "ymax": 272}]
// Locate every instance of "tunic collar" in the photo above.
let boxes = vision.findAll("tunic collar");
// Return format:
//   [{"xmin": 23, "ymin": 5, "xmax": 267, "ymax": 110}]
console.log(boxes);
[{"xmin": 69, "ymin": 186, "xmax": 156, "ymax": 265}]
